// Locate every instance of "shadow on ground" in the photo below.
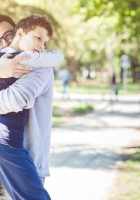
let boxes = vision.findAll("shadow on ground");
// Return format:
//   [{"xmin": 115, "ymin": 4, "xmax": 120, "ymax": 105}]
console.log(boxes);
[{"xmin": 50, "ymin": 144, "xmax": 129, "ymax": 170}]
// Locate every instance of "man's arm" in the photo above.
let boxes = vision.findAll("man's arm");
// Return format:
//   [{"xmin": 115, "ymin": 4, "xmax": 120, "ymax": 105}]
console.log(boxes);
[
  {"xmin": 0, "ymin": 68, "xmax": 52, "ymax": 114},
  {"xmin": 17, "ymin": 50, "xmax": 64, "ymax": 68},
  {"xmin": 0, "ymin": 53, "xmax": 32, "ymax": 78}
]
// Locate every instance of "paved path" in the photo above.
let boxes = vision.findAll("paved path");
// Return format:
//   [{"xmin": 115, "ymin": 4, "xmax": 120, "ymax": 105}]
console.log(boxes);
[
  {"xmin": 44, "ymin": 94, "xmax": 140, "ymax": 200},
  {"xmin": 0, "ymin": 94, "xmax": 139, "ymax": 200}
]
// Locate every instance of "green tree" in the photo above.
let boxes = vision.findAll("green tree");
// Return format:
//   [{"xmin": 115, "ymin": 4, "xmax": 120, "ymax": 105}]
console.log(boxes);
[{"xmin": 76, "ymin": 0, "xmax": 140, "ymax": 82}]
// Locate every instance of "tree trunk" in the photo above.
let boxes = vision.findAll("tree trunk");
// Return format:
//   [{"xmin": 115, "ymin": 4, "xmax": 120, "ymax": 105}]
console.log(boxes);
[{"xmin": 67, "ymin": 56, "xmax": 78, "ymax": 82}]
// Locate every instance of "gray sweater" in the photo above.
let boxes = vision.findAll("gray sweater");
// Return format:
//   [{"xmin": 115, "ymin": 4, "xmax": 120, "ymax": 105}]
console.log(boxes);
[{"xmin": 0, "ymin": 47, "xmax": 64, "ymax": 176}]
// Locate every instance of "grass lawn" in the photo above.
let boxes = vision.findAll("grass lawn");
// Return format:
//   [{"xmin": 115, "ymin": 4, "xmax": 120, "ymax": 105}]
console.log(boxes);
[
  {"xmin": 52, "ymin": 101, "xmax": 94, "ymax": 126},
  {"xmin": 109, "ymin": 148, "xmax": 140, "ymax": 200},
  {"xmin": 54, "ymin": 79, "xmax": 140, "ymax": 95}
]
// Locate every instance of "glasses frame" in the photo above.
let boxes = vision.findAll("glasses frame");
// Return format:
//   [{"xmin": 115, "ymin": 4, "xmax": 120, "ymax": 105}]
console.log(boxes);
[{"xmin": 0, "ymin": 29, "xmax": 15, "ymax": 46}]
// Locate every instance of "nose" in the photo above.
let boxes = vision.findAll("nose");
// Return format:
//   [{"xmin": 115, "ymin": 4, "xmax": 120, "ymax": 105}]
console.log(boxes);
[
  {"xmin": 38, "ymin": 46, "xmax": 43, "ymax": 51},
  {"xmin": 38, "ymin": 42, "xmax": 45, "ymax": 51}
]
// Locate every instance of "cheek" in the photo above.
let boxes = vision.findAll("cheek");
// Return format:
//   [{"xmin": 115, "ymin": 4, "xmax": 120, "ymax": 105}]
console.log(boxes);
[
  {"xmin": 27, "ymin": 37, "xmax": 37, "ymax": 49},
  {"xmin": 19, "ymin": 39, "xmax": 26, "ymax": 51},
  {"xmin": 20, "ymin": 37, "xmax": 33, "ymax": 51}
]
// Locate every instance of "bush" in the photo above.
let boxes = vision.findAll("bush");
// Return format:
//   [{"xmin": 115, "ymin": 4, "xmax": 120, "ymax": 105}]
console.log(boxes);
[{"xmin": 73, "ymin": 104, "xmax": 93, "ymax": 114}]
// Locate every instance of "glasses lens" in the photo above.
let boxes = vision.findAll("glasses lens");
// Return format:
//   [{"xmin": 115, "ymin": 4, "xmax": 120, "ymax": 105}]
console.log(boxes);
[
  {"xmin": 0, "ymin": 30, "xmax": 14, "ymax": 47},
  {"xmin": 3, "ymin": 30, "xmax": 14, "ymax": 41}
]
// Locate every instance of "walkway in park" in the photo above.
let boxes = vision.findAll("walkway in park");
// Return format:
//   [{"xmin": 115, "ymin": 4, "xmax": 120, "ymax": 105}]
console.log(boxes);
[
  {"xmin": 45, "ymin": 94, "xmax": 140, "ymax": 200},
  {"xmin": 0, "ymin": 94, "xmax": 139, "ymax": 200}
]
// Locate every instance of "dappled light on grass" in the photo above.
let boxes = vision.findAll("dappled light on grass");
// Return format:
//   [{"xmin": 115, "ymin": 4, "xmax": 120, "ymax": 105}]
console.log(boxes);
[{"xmin": 110, "ymin": 148, "xmax": 140, "ymax": 200}]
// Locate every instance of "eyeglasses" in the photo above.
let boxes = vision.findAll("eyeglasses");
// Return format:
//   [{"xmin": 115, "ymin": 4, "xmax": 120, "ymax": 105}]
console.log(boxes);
[{"xmin": 0, "ymin": 29, "xmax": 15, "ymax": 46}]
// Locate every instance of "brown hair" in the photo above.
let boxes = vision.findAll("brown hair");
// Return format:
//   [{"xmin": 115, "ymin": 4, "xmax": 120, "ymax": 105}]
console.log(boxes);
[
  {"xmin": 0, "ymin": 14, "xmax": 16, "ymax": 28},
  {"xmin": 15, "ymin": 14, "xmax": 53, "ymax": 37}
]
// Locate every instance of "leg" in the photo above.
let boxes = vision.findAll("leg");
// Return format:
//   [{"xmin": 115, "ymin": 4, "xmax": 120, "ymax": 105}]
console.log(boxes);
[
  {"xmin": 3, "ymin": 177, "xmax": 45, "ymax": 199},
  {"xmin": 0, "ymin": 144, "xmax": 51, "ymax": 200}
]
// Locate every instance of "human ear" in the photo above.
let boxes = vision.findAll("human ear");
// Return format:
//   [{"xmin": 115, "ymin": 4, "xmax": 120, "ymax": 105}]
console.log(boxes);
[{"xmin": 16, "ymin": 28, "xmax": 24, "ymax": 37}]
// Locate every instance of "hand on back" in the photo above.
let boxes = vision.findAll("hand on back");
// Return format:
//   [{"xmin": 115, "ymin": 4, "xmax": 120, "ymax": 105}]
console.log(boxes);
[{"xmin": 0, "ymin": 53, "xmax": 32, "ymax": 78}]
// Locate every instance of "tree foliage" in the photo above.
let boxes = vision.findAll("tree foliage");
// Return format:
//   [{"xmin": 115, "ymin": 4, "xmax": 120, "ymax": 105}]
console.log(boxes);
[
  {"xmin": 1, "ymin": 0, "xmax": 140, "ymax": 81},
  {"xmin": 76, "ymin": 0, "xmax": 140, "ymax": 53},
  {"xmin": 75, "ymin": 0, "xmax": 140, "ymax": 81}
]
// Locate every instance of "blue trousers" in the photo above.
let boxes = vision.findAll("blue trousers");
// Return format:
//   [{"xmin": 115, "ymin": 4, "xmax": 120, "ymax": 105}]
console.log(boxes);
[{"xmin": 0, "ymin": 144, "xmax": 51, "ymax": 200}]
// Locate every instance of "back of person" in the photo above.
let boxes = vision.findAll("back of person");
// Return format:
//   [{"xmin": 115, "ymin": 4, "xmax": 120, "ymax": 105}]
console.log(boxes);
[{"xmin": 24, "ymin": 67, "xmax": 54, "ymax": 177}]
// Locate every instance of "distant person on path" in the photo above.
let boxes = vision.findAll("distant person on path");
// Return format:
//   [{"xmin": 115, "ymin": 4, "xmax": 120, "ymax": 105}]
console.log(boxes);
[
  {"xmin": 59, "ymin": 67, "xmax": 71, "ymax": 98},
  {"xmin": 110, "ymin": 72, "xmax": 118, "ymax": 100}
]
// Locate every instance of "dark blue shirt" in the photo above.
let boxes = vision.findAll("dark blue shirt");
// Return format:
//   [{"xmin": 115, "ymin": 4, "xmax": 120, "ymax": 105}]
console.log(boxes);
[{"xmin": 0, "ymin": 52, "xmax": 26, "ymax": 148}]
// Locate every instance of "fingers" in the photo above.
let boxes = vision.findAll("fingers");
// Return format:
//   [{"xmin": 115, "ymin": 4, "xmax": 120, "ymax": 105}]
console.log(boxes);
[
  {"xmin": 13, "ymin": 65, "xmax": 32, "ymax": 77},
  {"xmin": 14, "ymin": 55, "xmax": 30, "ymax": 63},
  {"xmin": 14, "ymin": 56, "xmax": 32, "ymax": 72},
  {"xmin": 1, "ymin": 53, "xmax": 13, "ymax": 58},
  {"xmin": 14, "ymin": 72, "xmax": 25, "ymax": 77},
  {"xmin": 16, "ymin": 65, "xmax": 32, "ymax": 71},
  {"xmin": 14, "ymin": 68, "xmax": 32, "ymax": 74},
  {"xmin": 13, "ymin": 69, "xmax": 30, "ymax": 77},
  {"xmin": 9, "ymin": 63, "xmax": 32, "ymax": 77}
]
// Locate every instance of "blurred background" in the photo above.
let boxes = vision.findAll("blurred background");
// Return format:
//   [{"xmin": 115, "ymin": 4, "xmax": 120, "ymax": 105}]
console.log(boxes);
[
  {"xmin": 1, "ymin": 0, "xmax": 140, "ymax": 94},
  {"xmin": 1, "ymin": 1, "xmax": 140, "ymax": 200}
]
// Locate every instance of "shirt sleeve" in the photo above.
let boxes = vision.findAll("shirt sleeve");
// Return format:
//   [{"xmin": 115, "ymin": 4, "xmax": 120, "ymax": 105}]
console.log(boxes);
[
  {"xmin": 0, "ymin": 68, "xmax": 52, "ymax": 114},
  {"xmin": 16, "ymin": 50, "xmax": 64, "ymax": 68}
]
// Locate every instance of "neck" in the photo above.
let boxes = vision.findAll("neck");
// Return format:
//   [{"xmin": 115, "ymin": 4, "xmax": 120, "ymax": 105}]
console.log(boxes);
[{"xmin": 9, "ymin": 38, "xmax": 21, "ymax": 52}]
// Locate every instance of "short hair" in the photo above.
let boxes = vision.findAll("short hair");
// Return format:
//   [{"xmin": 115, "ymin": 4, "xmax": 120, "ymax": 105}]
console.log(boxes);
[
  {"xmin": 0, "ymin": 14, "xmax": 16, "ymax": 28},
  {"xmin": 15, "ymin": 14, "xmax": 53, "ymax": 37}
]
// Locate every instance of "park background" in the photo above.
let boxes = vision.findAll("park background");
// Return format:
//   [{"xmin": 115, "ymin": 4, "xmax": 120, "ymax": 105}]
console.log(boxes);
[{"xmin": 0, "ymin": 0, "xmax": 140, "ymax": 200}]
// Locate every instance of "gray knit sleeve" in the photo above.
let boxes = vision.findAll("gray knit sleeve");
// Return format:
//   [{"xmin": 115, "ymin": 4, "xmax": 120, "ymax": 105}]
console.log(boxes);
[
  {"xmin": 16, "ymin": 50, "xmax": 64, "ymax": 68},
  {"xmin": 0, "ymin": 68, "xmax": 52, "ymax": 114}
]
